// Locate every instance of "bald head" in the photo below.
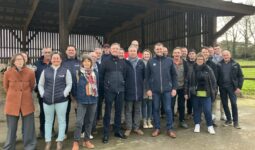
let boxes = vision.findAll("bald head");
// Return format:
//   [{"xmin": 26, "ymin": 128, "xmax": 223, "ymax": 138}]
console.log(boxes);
[{"xmin": 222, "ymin": 50, "xmax": 232, "ymax": 62}]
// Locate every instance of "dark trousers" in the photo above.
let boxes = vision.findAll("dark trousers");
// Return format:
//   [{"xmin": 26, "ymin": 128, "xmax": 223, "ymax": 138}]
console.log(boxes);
[
  {"xmin": 219, "ymin": 86, "xmax": 239, "ymax": 123},
  {"xmin": 171, "ymin": 89, "xmax": 185, "ymax": 122},
  {"xmin": 97, "ymin": 92, "xmax": 104, "ymax": 120},
  {"xmin": 187, "ymin": 97, "xmax": 193, "ymax": 115},
  {"xmin": 152, "ymin": 92, "xmax": 173, "ymax": 130},
  {"xmin": 3, "ymin": 113, "xmax": 37, "ymax": 150},
  {"xmin": 103, "ymin": 91, "xmax": 124, "ymax": 137},
  {"xmin": 193, "ymin": 96, "xmax": 213, "ymax": 126},
  {"xmin": 38, "ymin": 93, "xmax": 45, "ymax": 136},
  {"xmin": 65, "ymin": 96, "xmax": 72, "ymax": 134}
]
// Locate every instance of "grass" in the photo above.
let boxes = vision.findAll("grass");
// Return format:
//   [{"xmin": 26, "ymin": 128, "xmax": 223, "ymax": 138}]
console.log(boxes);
[{"xmin": 236, "ymin": 59, "xmax": 255, "ymax": 96}]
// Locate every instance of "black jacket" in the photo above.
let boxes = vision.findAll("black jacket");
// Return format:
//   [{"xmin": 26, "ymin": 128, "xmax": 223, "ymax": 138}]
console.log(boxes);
[
  {"xmin": 146, "ymin": 55, "xmax": 177, "ymax": 93},
  {"xmin": 217, "ymin": 59, "xmax": 244, "ymax": 90},
  {"xmin": 206, "ymin": 59, "xmax": 218, "ymax": 82},
  {"xmin": 125, "ymin": 59, "xmax": 145, "ymax": 101},
  {"xmin": 185, "ymin": 63, "xmax": 217, "ymax": 101},
  {"xmin": 100, "ymin": 55, "xmax": 127, "ymax": 93}
]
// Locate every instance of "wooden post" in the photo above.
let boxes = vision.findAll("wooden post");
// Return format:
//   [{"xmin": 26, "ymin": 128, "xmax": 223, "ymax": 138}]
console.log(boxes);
[{"xmin": 59, "ymin": 0, "xmax": 69, "ymax": 53}]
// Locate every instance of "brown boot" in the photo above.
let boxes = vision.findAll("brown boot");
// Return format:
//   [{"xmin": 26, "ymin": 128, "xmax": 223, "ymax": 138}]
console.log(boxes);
[
  {"xmin": 56, "ymin": 141, "xmax": 63, "ymax": 150},
  {"xmin": 83, "ymin": 141, "xmax": 95, "ymax": 149},
  {"xmin": 151, "ymin": 129, "xmax": 160, "ymax": 137},
  {"xmin": 72, "ymin": 141, "xmax": 79, "ymax": 150},
  {"xmin": 167, "ymin": 130, "xmax": 176, "ymax": 138},
  {"xmin": 44, "ymin": 142, "xmax": 51, "ymax": 150}
]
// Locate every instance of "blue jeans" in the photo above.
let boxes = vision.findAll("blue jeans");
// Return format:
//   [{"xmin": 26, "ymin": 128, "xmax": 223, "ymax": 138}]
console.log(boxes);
[
  {"xmin": 43, "ymin": 101, "xmax": 68, "ymax": 142},
  {"xmin": 152, "ymin": 92, "xmax": 173, "ymax": 130},
  {"xmin": 142, "ymin": 98, "xmax": 152, "ymax": 120},
  {"xmin": 193, "ymin": 96, "xmax": 213, "ymax": 126},
  {"xmin": 219, "ymin": 86, "xmax": 238, "ymax": 123},
  {"xmin": 171, "ymin": 89, "xmax": 185, "ymax": 122},
  {"xmin": 103, "ymin": 91, "xmax": 124, "ymax": 137}
]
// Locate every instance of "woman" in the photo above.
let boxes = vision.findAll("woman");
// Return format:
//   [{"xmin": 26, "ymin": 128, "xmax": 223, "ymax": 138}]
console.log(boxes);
[
  {"xmin": 184, "ymin": 53, "xmax": 217, "ymax": 134},
  {"xmin": 142, "ymin": 49, "xmax": 153, "ymax": 129},
  {"xmin": 38, "ymin": 52, "xmax": 72, "ymax": 150},
  {"xmin": 3, "ymin": 53, "xmax": 37, "ymax": 150},
  {"xmin": 20, "ymin": 52, "xmax": 36, "ymax": 71},
  {"xmin": 72, "ymin": 55, "xmax": 98, "ymax": 150}
]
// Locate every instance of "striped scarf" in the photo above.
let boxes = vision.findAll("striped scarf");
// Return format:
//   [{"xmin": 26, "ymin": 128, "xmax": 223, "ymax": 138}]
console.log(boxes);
[{"xmin": 80, "ymin": 67, "xmax": 98, "ymax": 97}]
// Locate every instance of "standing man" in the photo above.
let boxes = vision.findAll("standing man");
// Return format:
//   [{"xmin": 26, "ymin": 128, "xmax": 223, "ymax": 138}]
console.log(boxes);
[
  {"xmin": 62, "ymin": 45, "xmax": 80, "ymax": 139},
  {"xmin": 171, "ymin": 47, "xmax": 189, "ymax": 129},
  {"xmin": 101, "ymin": 43, "xmax": 127, "ymax": 143},
  {"xmin": 217, "ymin": 50, "xmax": 243, "ymax": 129},
  {"xmin": 124, "ymin": 45, "xmax": 145, "ymax": 137},
  {"xmin": 181, "ymin": 47, "xmax": 188, "ymax": 60},
  {"xmin": 94, "ymin": 48, "xmax": 103, "ymax": 65},
  {"xmin": 34, "ymin": 47, "xmax": 52, "ymax": 138},
  {"xmin": 101, "ymin": 44, "xmax": 111, "ymax": 62},
  {"xmin": 146, "ymin": 43, "xmax": 177, "ymax": 138}
]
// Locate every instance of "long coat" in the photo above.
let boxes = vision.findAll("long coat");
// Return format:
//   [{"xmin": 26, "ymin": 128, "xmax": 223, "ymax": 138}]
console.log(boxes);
[{"xmin": 3, "ymin": 67, "xmax": 35, "ymax": 116}]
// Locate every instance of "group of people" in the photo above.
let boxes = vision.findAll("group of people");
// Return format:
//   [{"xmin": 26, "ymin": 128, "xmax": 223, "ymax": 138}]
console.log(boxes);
[{"xmin": 2, "ymin": 40, "xmax": 244, "ymax": 150}]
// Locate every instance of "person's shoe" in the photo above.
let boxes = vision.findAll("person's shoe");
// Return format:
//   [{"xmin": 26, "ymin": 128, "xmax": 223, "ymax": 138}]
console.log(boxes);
[
  {"xmin": 124, "ymin": 129, "xmax": 131, "ymax": 137},
  {"xmin": 80, "ymin": 133, "xmax": 85, "ymax": 138},
  {"xmin": 44, "ymin": 142, "xmax": 51, "ymax": 150},
  {"xmin": 143, "ymin": 119, "xmax": 148, "ymax": 129},
  {"xmin": 179, "ymin": 121, "xmax": 189, "ymax": 129},
  {"xmin": 102, "ymin": 136, "xmax": 109, "ymax": 144},
  {"xmin": 151, "ymin": 129, "xmax": 160, "ymax": 137},
  {"xmin": 72, "ymin": 141, "xmax": 79, "ymax": 150},
  {"xmin": 234, "ymin": 122, "xmax": 241, "ymax": 129},
  {"xmin": 220, "ymin": 115, "xmax": 226, "ymax": 121},
  {"xmin": 89, "ymin": 134, "xmax": 94, "ymax": 140},
  {"xmin": 134, "ymin": 129, "xmax": 144, "ymax": 135},
  {"xmin": 114, "ymin": 132, "xmax": 127, "ymax": 139},
  {"xmin": 147, "ymin": 119, "xmax": 153, "ymax": 128},
  {"xmin": 194, "ymin": 124, "xmax": 200, "ymax": 133},
  {"xmin": 208, "ymin": 126, "xmax": 216, "ymax": 135},
  {"xmin": 83, "ymin": 141, "xmax": 95, "ymax": 149},
  {"xmin": 167, "ymin": 130, "xmax": 176, "ymax": 138},
  {"xmin": 224, "ymin": 120, "xmax": 233, "ymax": 127},
  {"xmin": 56, "ymin": 141, "xmax": 63, "ymax": 150}
]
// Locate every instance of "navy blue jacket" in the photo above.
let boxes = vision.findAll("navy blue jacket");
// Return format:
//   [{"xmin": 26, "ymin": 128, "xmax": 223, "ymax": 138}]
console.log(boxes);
[
  {"xmin": 76, "ymin": 71, "xmax": 98, "ymax": 104},
  {"xmin": 62, "ymin": 58, "xmax": 80, "ymax": 96},
  {"xmin": 100, "ymin": 55, "xmax": 127, "ymax": 93},
  {"xmin": 146, "ymin": 55, "xmax": 178, "ymax": 93},
  {"xmin": 34, "ymin": 56, "xmax": 51, "ymax": 91},
  {"xmin": 43, "ymin": 66, "xmax": 68, "ymax": 104},
  {"xmin": 125, "ymin": 59, "xmax": 145, "ymax": 101},
  {"xmin": 217, "ymin": 59, "xmax": 244, "ymax": 90}
]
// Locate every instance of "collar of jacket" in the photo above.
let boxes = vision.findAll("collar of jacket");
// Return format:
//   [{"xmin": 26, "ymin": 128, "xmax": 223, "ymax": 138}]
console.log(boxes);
[
  {"xmin": 155, "ymin": 55, "xmax": 165, "ymax": 59},
  {"xmin": 110, "ymin": 55, "xmax": 119, "ymax": 61},
  {"xmin": 220, "ymin": 58, "xmax": 237, "ymax": 66}
]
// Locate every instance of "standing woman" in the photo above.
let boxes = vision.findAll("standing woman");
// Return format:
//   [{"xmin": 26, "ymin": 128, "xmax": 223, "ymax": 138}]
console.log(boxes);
[
  {"xmin": 72, "ymin": 55, "xmax": 98, "ymax": 150},
  {"xmin": 3, "ymin": 53, "xmax": 37, "ymax": 150},
  {"xmin": 141, "ymin": 49, "xmax": 153, "ymax": 129},
  {"xmin": 184, "ymin": 53, "xmax": 217, "ymax": 134},
  {"xmin": 38, "ymin": 52, "xmax": 72, "ymax": 150}
]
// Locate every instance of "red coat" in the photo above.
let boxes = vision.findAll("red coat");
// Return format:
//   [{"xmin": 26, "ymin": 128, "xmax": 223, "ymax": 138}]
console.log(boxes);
[{"xmin": 3, "ymin": 67, "xmax": 35, "ymax": 116}]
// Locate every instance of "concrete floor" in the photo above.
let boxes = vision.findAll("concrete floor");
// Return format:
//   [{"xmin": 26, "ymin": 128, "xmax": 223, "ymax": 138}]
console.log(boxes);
[{"xmin": 1, "ymin": 98, "xmax": 255, "ymax": 150}]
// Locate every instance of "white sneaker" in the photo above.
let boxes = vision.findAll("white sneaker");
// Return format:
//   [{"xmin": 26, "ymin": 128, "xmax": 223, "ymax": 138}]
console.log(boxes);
[
  {"xmin": 143, "ymin": 119, "xmax": 149, "ymax": 129},
  {"xmin": 194, "ymin": 124, "xmax": 200, "ymax": 133},
  {"xmin": 208, "ymin": 126, "xmax": 216, "ymax": 135},
  {"xmin": 147, "ymin": 119, "xmax": 153, "ymax": 129},
  {"xmin": 89, "ymin": 134, "xmax": 94, "ymax": 140},
  {"xmin": 81, "ymin": 133, "xmax": 85, "ymax": 138}
]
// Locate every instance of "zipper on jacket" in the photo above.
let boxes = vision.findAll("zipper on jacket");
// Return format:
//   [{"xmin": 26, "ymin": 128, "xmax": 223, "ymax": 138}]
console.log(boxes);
[
  {"xmin": 134, "ymin": 64, "xmax": 138, "ymax": 100},
  {"xmin": 160, "ymin": 58, "xmax": 163, "ymax": 93},
  {"xmin": 115, "ymin": 61, "xmax": 119, "ymax": 94},
  {"xmin": 52, "ymin": 69, "xmax": 56, "ymax": 104}
]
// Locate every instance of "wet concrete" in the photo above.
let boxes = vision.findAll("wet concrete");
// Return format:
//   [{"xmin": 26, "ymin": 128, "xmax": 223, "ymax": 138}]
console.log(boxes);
[{"xmin": 1, "ymin": 98, "xmax": 255, "ymax": 150}]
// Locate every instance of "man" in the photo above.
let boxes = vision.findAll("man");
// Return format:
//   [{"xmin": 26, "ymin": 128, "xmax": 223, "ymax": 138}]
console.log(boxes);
[
  {"xmin": 181, "ymin": 47, "xmax": 188, "ymax": 60},
  {"xmin": 186, "ymin": 49, "xmax": 196, "ymax": 118},
  {"xmin": 62, "ymin": 45, "xmax": 80, "ymax": 139},
  {"xmin": 34, "ymin": 47, "xmax": 52, "ymax": 138},
  {"xmin": 94, "ymin": 48, "xmax": 103, "ymax": 64},
  {"xmin": 208, "ymin": 46, "xmax": 214, "ymax": 58},
  {"xmin": 146, "ymin": 43, "xmax": 177, "ymax": 138},
  {"xmin": 124, "ymin": 45, "xmax": 145, "ymax": 137},
  {"xmin": 201, "ymin": 47, "xmax": 218, "ymax": 127},
  {"xmin": 118, "ymin": 48, "xmax": 125, "ymax": 59},
  {"xmin": 130, "ymin": 40, "xmax": 143, "ymax": 58},
  {"xmin": 163, "ymin": 47, "xmax": 169, "ymax": 57},
  {"xmin": 101, "ymin": 43, "xmax": 127, "ymax": 143},
  {"xmin": 212, "ymin": 44, "xmax": 223, "ymax": 63},
  {"xmin": 171, "ymin": 47, "xmax": 189, "ymax": 129},
  {"xmin": 101, "ymin": 43, "xmax": 111, "ymax": 62},
  {"xmin": 217, "ymin": 50, "xmax": 243, "ymax": 129}
]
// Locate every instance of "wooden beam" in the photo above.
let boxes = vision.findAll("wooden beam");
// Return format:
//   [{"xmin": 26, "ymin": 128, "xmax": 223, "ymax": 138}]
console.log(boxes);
[
  {"xmin": 59, "ymin": 0, "xmax": 69, "ymax": 53},
  {"xmin": 23, "ymin": 0, "xmax": 40, "ymax": 32},
  {"xmin": 164, "ymin": 0, "xmax": 255, "ymax": 15},
  {"xmin": 68, "ymin": 0, "xmax": 84, "ymax": 30},
  {"xmin": 213, "ymin": 15, "xmax": 243, "ymax": 41}
]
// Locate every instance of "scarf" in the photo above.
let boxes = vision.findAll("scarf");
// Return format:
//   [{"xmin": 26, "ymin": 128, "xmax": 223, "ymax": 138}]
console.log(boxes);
[
  {"xmin": 80, "ymin": 67, "xmax": 98, "ymax": 97},
  {"xmin": 128, "ymin": 57, "xmax": 139, "ymax": 69}
]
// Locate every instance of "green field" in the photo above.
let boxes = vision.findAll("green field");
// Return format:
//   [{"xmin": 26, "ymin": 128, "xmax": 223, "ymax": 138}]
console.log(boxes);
[{"xmin": 236, "ymin": 59, "xmax": 255, "ymax": 96}]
